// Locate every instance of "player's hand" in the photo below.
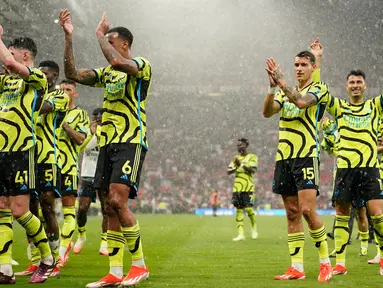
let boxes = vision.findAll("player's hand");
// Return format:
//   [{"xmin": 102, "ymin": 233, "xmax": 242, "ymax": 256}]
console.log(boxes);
[
  {"xmin": 310, "ymin": 38, "xmax": 323, "ymax": 58},
  {"xmin": 0, "ymin": 25, "xmax": 3, "ymax": 38},
  {"xmin": 266, "ymin": 58, "xmax": 285, "ymax": 87},
  {"xmin": 266, "ymin": 71, "xmax": 277, "ymax": 87},
  {"xmin": 90, "ymin": 119, "xmax": 98, "ymax": 134},
  {"xmin": 59, "ymin": 9, "xmax": 74, "ymax": 35},
  {"xmin": 96, "ymin": 12, "xmax": 110, "ymax": 37},
  {"xmin": 234, "ymin": 157, "xmax": 241, "ymax": 167}
]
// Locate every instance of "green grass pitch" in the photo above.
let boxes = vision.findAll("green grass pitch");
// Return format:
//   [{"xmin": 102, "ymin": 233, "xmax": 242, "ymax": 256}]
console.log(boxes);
[{"xmin": 12, "ymin": 215, "xmax": 381, "ymax": 287}]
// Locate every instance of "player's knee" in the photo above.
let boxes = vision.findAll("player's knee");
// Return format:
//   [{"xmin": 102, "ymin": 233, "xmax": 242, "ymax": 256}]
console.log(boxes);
[
  {"xmin": 335, "ymin": 202, "xmax": 351, "ymax": 216},
  {"xmin": 11, "ymin": 200, "xmax": 29, "ymax": 218},
  {"xmin": 108, "ymin": 196, "xmax": 126, "ymax": 211},
  {"xmin": 286, "ymin": 208, "xmax": 300, "ymax": 222},
  {"xmin": 300, "ymin": 204, "xmax": 316, "ymax": 217},
  {"xmin": 105, "ymin": 203, "xmax": 117, "ymax": 217},
  {"xmin": 0, "ymin": 196, "xmax": 10, "ymax": 209}
]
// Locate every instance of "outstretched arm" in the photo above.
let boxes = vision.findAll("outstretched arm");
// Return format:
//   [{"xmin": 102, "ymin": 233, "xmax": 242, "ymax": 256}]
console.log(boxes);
[
  {"xmin": 266, "ymin": 58, "xmax": 317, "ymax": 109},
  {"xmin": 95, "ymin": 13, "xmax": 139, "ymax": 76},
  {"xmin": 310, "ymin": 38, "xmax": 323, "ymax": 70},
  {"xmin": 60, "ymin": 9, "xmax": 97, "ymax": 86}
]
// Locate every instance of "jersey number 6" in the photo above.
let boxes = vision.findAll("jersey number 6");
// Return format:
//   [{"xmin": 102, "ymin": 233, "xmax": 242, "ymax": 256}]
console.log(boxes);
[{"xmin": 122, "ymin": 160, "xmax": 132, "ymax": 174}]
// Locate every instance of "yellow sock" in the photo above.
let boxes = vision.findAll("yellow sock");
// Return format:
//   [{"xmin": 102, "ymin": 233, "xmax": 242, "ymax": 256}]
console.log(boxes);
[
  {"xmin": 78, "ymin": 225, "xmax": 86, "ymax": 238},
  {"xmin": 334, "ymin": 215, "xmax": 350, "ymax": 265},
  {"xmin": 371, "ymin": 215, "xmax": 383, "ymax": 257},
  {"xmin": 17, "ymin": 211, "xmax": 51, "ymax": 259},
  {"xmin": 244, "ymin": 207, "xmax": 256, "ymax": 229},
  {"xmin": 107, "ymin": 230, "xmax": 125, "ymax": 267},
  {"xmin": 309, "ymin": 226, "xmax": 330, "ymax": 261},
  {"xmin": 359, "ymin": 230, "xmax": 369, "ymax": 249},
  {"xmin": 375, "ymin": 234, "xmax": 380, "ymax": 256},
  {"xmin": 121, "ymin": 222, "xmax": 144, "ymax": 261},
  {"xmin": 236, "ymin": 209, "xmax": 244, "ymax": 235},
  {"xmin": 0, "ymin": 209, "xmax": 13, "ymax": 265},
  {"xmin": 101, "ymin": 232, "xmax": 107, "ymax": 246},
  {"xmin": 61, "ymin": 206, "xmax": 76, "ymax": 248},
  {"xmin": 288, "ymin": 232, "xmax": 305, "ymax": 269},
  {"xmin": 30, "ymin": 243, "xmax": 41, "ymax": 265}
]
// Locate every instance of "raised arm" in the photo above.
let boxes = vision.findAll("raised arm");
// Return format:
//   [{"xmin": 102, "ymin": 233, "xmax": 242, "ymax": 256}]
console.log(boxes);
[
  {"xmin": 0, "ymin": 25, "xmax": 31, "ymax": 79},
  {"xmin": 310, "ymin": 38, "xmax": 323, "ymax": 70},
  {"xmin": 59, "ymin": 9, "xmax": 97, "ymax": 86},
  {"xmin": 266, "ymin": 58, "xmax": 318, "ymax": 109},
  {"xmin": 263, "ymin": 69, "xmax": 282, "ymax": 118},
  {"xmin": 95, "ymin": 13, "xmax": 139, "ymax": 76}
]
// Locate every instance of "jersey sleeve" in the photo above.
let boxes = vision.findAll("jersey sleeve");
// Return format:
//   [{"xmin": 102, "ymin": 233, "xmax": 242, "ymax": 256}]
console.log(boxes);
[
  {"xmin": 378, "ymin": 123, "xmax": 383, "ymax": 141},
  {"xmin": 0, "ymin": 75, "xmax": 8, "ymax": 92},
  {"xmin": 307, "ymin": 82, "xmax": 330, "ymax": 104},
  {"xmin": 321, "ymin": 117, "xmax": 338, "ymax": 155},
  {"xmin": 248, "ymin": 154, "xmax": 258, "ymax": 169},
  {"xmin": 46, "ymin": 91, "xmax": 69, "ymax": 113},
  {"xmin": 76, "ymin": 110, "xmax": 90, "ymax": 136},
  {"xmin": 92, "ymin": 67, "xmax": 106, "ymax": 88},
  {"xmin": 373, "ymin": 94, "xmax": 383, "ymax": 115},
  {"xmin": 274, "ymin": 90, "xmax": 284, "ymax": 108},
  {"xmin": 25, "ymin": 67, "xmax": 48, "ymax": 91},
  {"xmin": 321, "ymin": 118, "xmax": 337, "ymax": 135},
  {"xmin": 132, "ymin": 57, "xmax": 151, "ymax": 80},
  {"xmin": 326, "ymin": 95, "xmax": 340, "ymax": 118},
  {"xmin": 312, "ymin": 68, "xmax": 321, "ymax": 83}
]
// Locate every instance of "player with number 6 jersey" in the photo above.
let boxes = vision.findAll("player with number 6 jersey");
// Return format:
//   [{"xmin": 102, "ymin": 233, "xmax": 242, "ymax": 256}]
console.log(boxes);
[{"xmin": 60, "ymin": 8, "xmax": 151, "ymax": 287}]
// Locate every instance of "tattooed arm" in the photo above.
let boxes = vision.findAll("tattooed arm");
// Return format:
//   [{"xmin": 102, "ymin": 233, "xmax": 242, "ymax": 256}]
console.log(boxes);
[
  {"xmin": 60, "ymin": 9, "xmax": 97, "ymax": 86},
  {"xmin": 97, "ymin": 35, "xmax": 139, "ymax": 76},
  {"xmin": 95, "ymin": 13, "xmax": 139, "ymax": 76},
  {"xmin": 266, "ymin": 58, "xmax": 318, "ymax": 109},
  {"xmin": 280, "ymin": 84, "xmax": 318, "ymax": 109}
]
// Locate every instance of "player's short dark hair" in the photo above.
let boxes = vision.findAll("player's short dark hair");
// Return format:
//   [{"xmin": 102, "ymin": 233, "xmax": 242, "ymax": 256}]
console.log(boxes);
[
  {"xmin": 347, "ymin": 69, "xmax": 366, "ymax": 81},
  {"xmin": 39, "ymin": 60, "xmax": 60, "ymax": 76},
  {"xmin": 296, "ymin": 50, "xmax": 315, "ymax": 64},
  {"xmin": 108, "ymin": 27, "xmax": 134, "ymax": 47},
  {"xmin": 8, "ymin": 37, "xmax": 38, "ymax": 58},
  {"xmin": 60, "ymin": 79, "xmax": 76, "ymax": 87},
  {"xmin": 92, "ymin": 108, "xmax": 103, "ymax": 116},
  {"xmin": 238, "ymin": 138, "xmax": 249, "ymax": 146}
]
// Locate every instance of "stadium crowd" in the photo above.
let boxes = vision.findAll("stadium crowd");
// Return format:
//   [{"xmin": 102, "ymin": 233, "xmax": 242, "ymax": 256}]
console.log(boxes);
[{"xmin": 133, "ymin": 92, "xmax": 336, "ymax": 213}]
